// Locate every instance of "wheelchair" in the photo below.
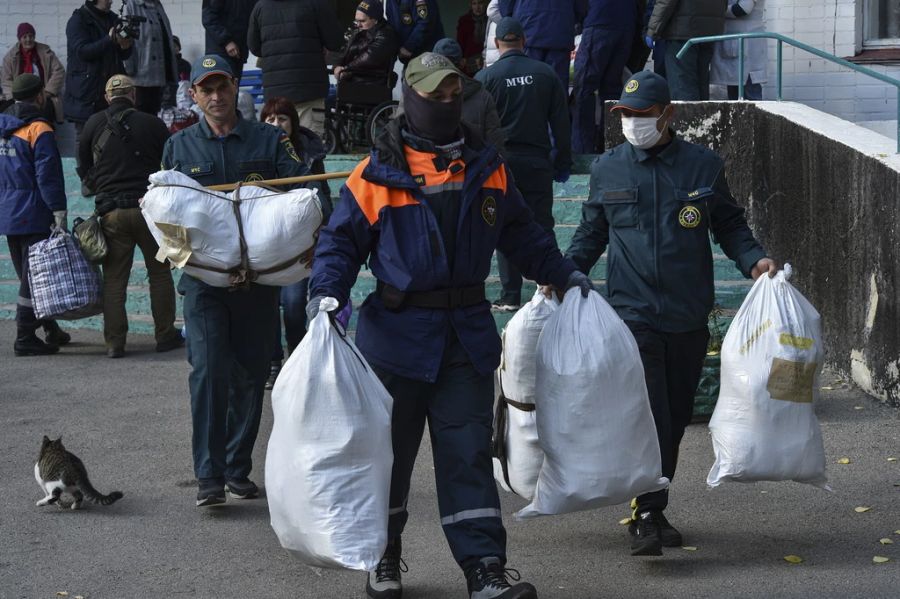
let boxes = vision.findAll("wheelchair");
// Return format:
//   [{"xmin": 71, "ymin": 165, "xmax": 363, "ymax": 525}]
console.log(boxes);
[{"xmin": 322, "ymin": 74, "xmax": 399, "ymax": 154}]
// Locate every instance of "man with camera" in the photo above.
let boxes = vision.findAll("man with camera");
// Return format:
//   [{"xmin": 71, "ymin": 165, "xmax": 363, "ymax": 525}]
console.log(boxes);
[
  {"xmin": 121, "ymin": 0, "xmax": 179, "ymax": 115},
  {"xmin": 64, "ymin": 0, "xmax": 133, "ymax": 148},
  {"xmin": 77, "ymin": 74, "xmax": 180, "ymax": 359}
]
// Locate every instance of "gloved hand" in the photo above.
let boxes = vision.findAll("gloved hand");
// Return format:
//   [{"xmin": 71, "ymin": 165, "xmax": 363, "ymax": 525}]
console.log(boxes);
[
  {"xmin": 554, "ymin": 169, "xmax": 570, "ymax": 183},
  {"xmin": 53, "ymin": 210, "xmax": 68, "ymax": 231},
  {"xmin": 565, "ymin": 270, "xmax": 595, "ymax": 298},
  {"xmin": 305, "ymin": 295, "xmax": 325, "ymax": 327},
  {"xmin": 644, "ymin": 35, "xmax": 655, "ymax": 49}
]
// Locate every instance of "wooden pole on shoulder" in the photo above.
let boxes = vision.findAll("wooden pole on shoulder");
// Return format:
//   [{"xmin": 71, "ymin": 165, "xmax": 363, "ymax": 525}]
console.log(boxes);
[{"xmin": 206, "ymin": 171, "xmax": 354, "ymax": 192}]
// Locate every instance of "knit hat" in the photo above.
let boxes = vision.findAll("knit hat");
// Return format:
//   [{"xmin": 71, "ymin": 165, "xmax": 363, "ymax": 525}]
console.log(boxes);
[
  {"xmin": 11, "ymin": 73, "xmax": 43, "ymax": 100},
  {"xmin": 356, "ymin": 0, "xmax": 383, "ymax": 18},
  {"xmin": 17, "ymin": 23, "xmax": 35, "ymax": 40},
  {"xmin": 105, "ymin": 74, "xmax": 135, "ymax": 98},
  {"xmin": 433, "ymin": 38, "xmax": 463, "ymax": 62}
]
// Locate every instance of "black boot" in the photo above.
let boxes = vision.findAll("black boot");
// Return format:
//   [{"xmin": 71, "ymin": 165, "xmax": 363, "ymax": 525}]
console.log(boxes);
[
  {"xmin": 628, "ymin": 511, "xmax": 664, "ymax": 556},
  {"xmin": 366, "ymin": 537, "xmax": 405, "ymax": 599},
  {"xmin": 14, "ymin": 333, "xmax": 60, "ymax": 357},
  {"xmin": 265, "ymin": 360, "xmax": 282, "ymax": 391},
  {"xmin": 466, "ymin": 557, "xmax": 537, "ymax": 599},
  {"xmin": 42, "ymin": 320, "xmax": 71, "ymax": 346}
]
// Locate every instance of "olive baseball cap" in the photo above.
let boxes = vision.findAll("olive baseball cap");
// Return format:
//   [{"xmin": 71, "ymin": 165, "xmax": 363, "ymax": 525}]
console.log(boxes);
[
  {"xmin": 404, "ymin": 52, "xmax": 460, "ymax": 93},
  {"xmin": 191, "ymin": 54, "xmax": 234, "ymax": 85},
  {"xmin": 612, "ymin": 70, "xmax": 671, "ymax": 112},
  {"xmin": 105, "ymin": 74, "xmax": 135, "ymax": 97}
]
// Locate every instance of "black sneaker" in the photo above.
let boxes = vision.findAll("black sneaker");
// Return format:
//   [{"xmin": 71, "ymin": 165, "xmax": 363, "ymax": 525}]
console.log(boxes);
[
  {"xmin": 14, "ymin": 334, "xmax": 60, "ymax": 357},
  {"xmin": 656, "ymin": 511, "xmax": 683, "ymax": 547},
  {"xmin": 265, "ymin": 360, "xmax": 281, "ymax": 391},
  {"xmin": 628, "ymin": 511, "xmax": 663, "ymax": 556},
  {"xmin": 196, "ymin": 480, "xmax": 226, "ymax": 507},
  {"xmin": 466, "ymin": 557, "xmax": 537, "ymax": 599},
  {"xmin": 156, "ymin": 335, "xmax": 185, "ymax": 353},
  {"xmin": 225, "ymin": 478, "xmax": 259, "ymax": 499},
  {"xmin": 491, "ymin": 300, "xmax": 521, "ymax": 313},
  {"xmin": 107, "ymin": 347, "xmax": 125, "ymax": 359},
  {"xmin": 43, "ymin": 322, "xmax": 71, "ymax": 346},
  {"xmin": 366, "ymin": 537, "xmax": 406, "ymax": 599}
]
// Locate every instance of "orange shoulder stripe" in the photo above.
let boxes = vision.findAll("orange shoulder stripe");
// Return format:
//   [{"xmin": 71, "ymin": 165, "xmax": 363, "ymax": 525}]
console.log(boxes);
[
  {"xmin": 346, "ymin": 157, "xmax": 419, "ymax": 225},
  {"xmin": 483, "ymin": 163, "xmax": 508, "ymax": 194},
  {"xmin": 12, "ymin": 120, "xmax": 54, "ymax": 149}
]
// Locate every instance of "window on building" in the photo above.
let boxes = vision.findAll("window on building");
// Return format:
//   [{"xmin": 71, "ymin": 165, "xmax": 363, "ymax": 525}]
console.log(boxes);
[{"xmin": 864, "ymin": 0, "xmax": 900, "ymax": 47}]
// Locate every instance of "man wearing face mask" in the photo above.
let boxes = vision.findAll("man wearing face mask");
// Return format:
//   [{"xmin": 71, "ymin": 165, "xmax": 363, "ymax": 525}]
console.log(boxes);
[
  {"xmin": 308, "ymin": 52, "xmax": 590, "ymax": 599},
  {"xmin": 565, "ymin": 70, "xmax": 777, "ymax": 557}
]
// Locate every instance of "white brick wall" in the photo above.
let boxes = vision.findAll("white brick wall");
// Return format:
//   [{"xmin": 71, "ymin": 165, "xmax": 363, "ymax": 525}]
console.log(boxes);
[
  {"xmin": 762, "ymin": 0, "xmax": 900, "ymax": 122},
  {"xmin": 1, "ymin": 0, "xmax": 898, "ymax": 124}
]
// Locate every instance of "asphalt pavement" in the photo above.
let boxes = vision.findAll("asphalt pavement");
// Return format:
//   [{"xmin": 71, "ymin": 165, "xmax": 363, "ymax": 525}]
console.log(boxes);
[{"xmin": 0, "ymin": 320, "xmax": 898, "ymax": 599}]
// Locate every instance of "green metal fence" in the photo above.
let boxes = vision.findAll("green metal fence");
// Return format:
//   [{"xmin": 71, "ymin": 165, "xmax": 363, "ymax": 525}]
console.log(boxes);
[{"xmin": 676, "ymin": 31, "xmax": 900, "ymax": 152}]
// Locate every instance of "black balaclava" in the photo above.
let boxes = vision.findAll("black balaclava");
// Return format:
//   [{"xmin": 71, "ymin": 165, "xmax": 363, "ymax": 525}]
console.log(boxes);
[{"xmin": 401, "ymin": 81, "xmax": 463, "ymax": 146}]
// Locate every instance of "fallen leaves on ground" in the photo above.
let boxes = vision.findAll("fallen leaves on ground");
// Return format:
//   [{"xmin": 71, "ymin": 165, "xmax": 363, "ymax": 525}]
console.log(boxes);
[
  {"xmin": 855, "ymin": 506, "xmax": 872, "ymax": 513},
  {"xmin": 854, "ymin": 406, "xmax": 864, "ymax": 410},
  {"xmin": 783, "ymin": 555, "xmax": 803, "ymax": 564},
  {"xmin": 873, "ymin": 556, "xmax": 890, "ymax": 564},
  {"xmin": 888, "ymin": 457, "xmax": 897, "ymax": 462},
  {"xmin": 880, "ymin": 538, "xmax": 894, "ymax": 545},
  {"xmin": 682, "ymin": 546, "xmax": 698, "ymax": 551},
  {"xmin": 619, "ymin": 517, "xmax": 632, "ymax": 525},
  {"xmin": 837, "ymin": 457, "xmax": 851, "ymax": 464}
]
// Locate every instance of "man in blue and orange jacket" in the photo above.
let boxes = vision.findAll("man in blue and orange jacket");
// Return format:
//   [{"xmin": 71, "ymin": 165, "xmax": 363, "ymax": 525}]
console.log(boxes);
[
  {"xmin": 308, "ymin": 52, "xmax": 592, "ymax": 599},
  {"xmin": 0, "ymin": 73, "xmax": 70, "ymax": 357}
]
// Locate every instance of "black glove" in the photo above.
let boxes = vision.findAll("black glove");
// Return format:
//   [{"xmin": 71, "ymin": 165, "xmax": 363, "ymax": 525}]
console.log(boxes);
[{"xmin": 565, "ymin": 270, "xmax": 595, "ymax": 298}]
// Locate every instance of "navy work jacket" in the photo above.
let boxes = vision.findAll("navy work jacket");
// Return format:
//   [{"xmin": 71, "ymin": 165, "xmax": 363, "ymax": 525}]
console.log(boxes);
[
  {"xmin": 387, "ymin": 0, "xmax": 445, "ymax": 56},
  {"xmin": 310, "ymin": 121, "xmax": 576, "ymax": 382},
  {"xmin": 567, "ymin": 136, "xmax": 766, "ymax": 333}
]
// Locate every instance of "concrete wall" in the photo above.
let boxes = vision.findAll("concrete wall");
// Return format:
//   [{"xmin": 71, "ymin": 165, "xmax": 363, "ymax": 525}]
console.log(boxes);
[{"xmin": 606, "ymin": 101, "xmax": 900, "ymax": 407}]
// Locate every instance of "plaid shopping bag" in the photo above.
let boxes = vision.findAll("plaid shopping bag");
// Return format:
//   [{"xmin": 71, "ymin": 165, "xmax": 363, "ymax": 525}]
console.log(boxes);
[{"xmin": 27, "ymin": 229, "xmax": 104, "ymax": 320}]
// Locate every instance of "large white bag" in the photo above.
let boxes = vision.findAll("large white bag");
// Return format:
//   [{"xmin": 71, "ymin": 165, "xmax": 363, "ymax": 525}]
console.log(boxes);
[
  {"xmin": 141, "ymin": 169, "xmax": 322, "ymax": 287},
  {"xmin": 517, "ymin": 289, "xmax": 668, "ymax": 519},
  {"xmin": 492, "ymin": 289, "xmax": 558, "ymax": 500},
  {"xmin": 266, "ymin": 298, "xmax": 394, "ymax": 570},
  {"xmin": 707, "ymin": 265, "xmax": 828, "ymax": 488}
]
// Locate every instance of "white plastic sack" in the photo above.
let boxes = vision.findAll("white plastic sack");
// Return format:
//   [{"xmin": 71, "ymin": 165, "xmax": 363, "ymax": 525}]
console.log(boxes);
[
  {"xmin": 141, "ymin": 169, "xmax": 322, "ymax": 287},
  {"xmin": 707, "ymin": 264, "xmax": 828, "ymax": 488},
  {"xmin": 265, "ymin": 298, "xmax": 394, "ymax": 570},
  {"xmin": 492, "ymin": 289, "xmax": 558, "ymax": 499},
  {"xmin": 517, "ymin": 289, "xmax": 668, "ymax": 519}
]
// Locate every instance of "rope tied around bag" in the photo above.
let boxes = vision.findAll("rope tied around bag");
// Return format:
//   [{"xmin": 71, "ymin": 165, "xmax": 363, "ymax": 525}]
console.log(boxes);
[{"xmin": 149, "ymin": 181, "xmax": 314, "ymax": 291}]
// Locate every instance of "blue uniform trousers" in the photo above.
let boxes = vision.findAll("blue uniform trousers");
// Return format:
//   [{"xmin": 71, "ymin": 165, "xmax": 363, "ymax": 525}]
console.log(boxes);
[
  {"xmin": 7, "ymin": 232, "xmax": 55, "ymax": 337},
  {"xmin": 627, "ymin": 321, "xmax": 709, "ymax": 513},
  {"xmin": 179, "ymin": 273, "xmax": 279, "ymax": 482},
  {"xmin": 272, "ymin": 277, "xmax": 309, "ymax": 360},
  {"xmin": 573, "ymin": 26, "xmax": 634, "ymax": 153},
  {"xmin": 524, "ymin": 46, "xmax": 571, "ymax": 90},
  {"xmin": 665, "ymin": 39, "xmax": 714, "ymax": 101},
  {"xmin": 373, "ymin": 332, "xmax": 507, "ymax": 570},
  {"xmin": 497, "ymin": 153, "xmax": 555, "ymax": 305}
]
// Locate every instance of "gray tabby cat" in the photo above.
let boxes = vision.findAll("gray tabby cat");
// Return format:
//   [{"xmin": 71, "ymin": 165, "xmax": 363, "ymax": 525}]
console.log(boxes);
[{"xmin": 34, "ymin": 436, "xmax": 123, "ymax": 509}]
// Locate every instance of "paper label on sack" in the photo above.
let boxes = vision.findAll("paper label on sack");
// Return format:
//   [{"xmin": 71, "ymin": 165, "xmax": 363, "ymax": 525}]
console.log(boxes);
[
  {"xmin": 767, "ymin": 358, "xmax": 817, "ymax": 403},
  {"xmin": 779, "ymin": 333, "xmax": 814, "ymax": 350},
  {"xmin": 154, "ymin": 222, "xmax": 192, "ymax": 268}
]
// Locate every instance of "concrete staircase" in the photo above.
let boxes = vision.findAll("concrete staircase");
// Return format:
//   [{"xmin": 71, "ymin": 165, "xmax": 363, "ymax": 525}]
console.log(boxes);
[{"xmin": 0, "ymin": 156, "xmax": 750, "ymax": 339}]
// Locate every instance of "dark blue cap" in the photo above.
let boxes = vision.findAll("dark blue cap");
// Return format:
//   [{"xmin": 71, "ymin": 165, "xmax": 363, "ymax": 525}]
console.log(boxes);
[
  {"xmin": 191, "ymin": 54, "xmax": 234, "ymax": 86},
  {"xmin": 611, "ymin": 70, "xmax": 671, "ymax": 112},
  {"xmin": 496, "ymin": 17, "xmax": 524, "ymax": 42},
  {"xmin": 433, "ymin": 38, "xmax": 463, "ymax": 61}
]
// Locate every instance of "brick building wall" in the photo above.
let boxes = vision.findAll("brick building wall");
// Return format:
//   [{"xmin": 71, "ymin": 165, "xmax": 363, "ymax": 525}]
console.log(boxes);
[{"xmin": 0, "ymin": 0, "xmax": 898, "ymax": 124}]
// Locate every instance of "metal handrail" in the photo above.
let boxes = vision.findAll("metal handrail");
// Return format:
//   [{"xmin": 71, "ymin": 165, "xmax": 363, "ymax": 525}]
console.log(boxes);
[{"xmin": 677, "ymin": 32, "xmax": 900, "ymax": 152}]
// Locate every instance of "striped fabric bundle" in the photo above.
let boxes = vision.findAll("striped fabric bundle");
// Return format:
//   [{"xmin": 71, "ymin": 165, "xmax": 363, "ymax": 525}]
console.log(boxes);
[{"xmin": 27, "ymin": 230, "xmax": 103, "ymax": 320}]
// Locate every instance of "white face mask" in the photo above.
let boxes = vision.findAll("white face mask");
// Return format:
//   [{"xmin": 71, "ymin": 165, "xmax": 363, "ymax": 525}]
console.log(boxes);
[{"xmin": 621, "ymin": 113, "xmax": 666, "ymax": 149}]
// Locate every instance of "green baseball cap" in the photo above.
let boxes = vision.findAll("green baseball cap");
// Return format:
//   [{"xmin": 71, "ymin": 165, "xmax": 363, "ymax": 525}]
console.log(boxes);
[{"xmin": 404, "ymin": 52, "xmax": 461, "ymax": 93}]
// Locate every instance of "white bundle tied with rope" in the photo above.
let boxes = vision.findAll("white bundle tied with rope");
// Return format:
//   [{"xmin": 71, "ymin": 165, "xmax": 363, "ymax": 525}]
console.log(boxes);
[{"xmin": 140, "ymin": 169, "xmax": 323, "ymax": 288}]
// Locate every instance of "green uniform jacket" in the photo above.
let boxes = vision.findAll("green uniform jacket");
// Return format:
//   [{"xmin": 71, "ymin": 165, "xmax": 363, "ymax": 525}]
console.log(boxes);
[
  {"xmin": 161, "ymin": 117, "xmax": 308, "ymax": 187},
  {"xmin": 566, "ymin": 135, "xmax": 766, "ymax": 333}
]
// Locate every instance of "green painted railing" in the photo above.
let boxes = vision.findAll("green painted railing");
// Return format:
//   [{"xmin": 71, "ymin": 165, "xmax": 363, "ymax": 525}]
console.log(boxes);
[{"xmin": 677, "ymin": 31, "xmax": 900, "ymax": 152}]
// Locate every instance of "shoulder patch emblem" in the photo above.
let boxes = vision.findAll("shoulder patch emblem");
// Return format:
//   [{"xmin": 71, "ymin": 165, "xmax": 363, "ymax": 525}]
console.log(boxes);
[
  {"xmin": 401, "ymin": 11, "xmax": 413, "ymax": 25},
  {"xmin": 678, "ymin": 205, "xmax": 701, "ymax": 229},
  {"xmin": 413, "ymin": 174, "xmax": 426, "ymax": 186},
  {"xmin": 202, "ymin": 58, "xmax": 216, "ymax": 68},
  {"xmin": 625, "ymin": 79, "xmax": 639, "ymax": 93},
  {"xmin": 482, "ymin": 196, "xmax": 497, "ymax": 226},
  {"xmin": 416, "ymin": 0, "xmax": 428, "ymax": 19},
  {"xmin": 282, "ymin": 137, "xmax": 301, "ymax": 163},
  {"xmin": 244, "ymin": 173, "xmax": 264, "ymax": 182}
]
